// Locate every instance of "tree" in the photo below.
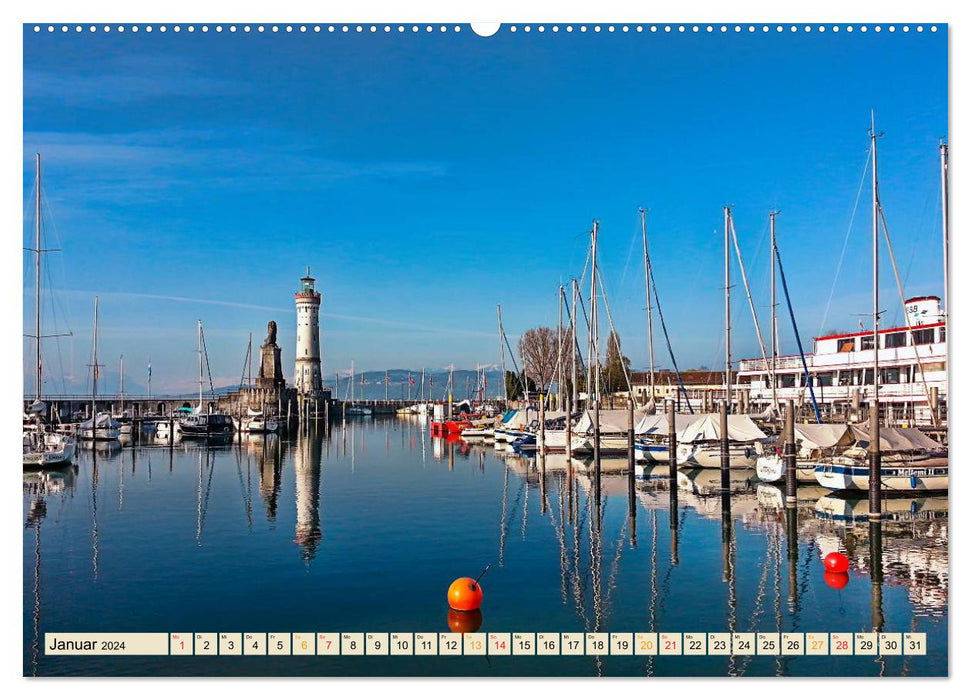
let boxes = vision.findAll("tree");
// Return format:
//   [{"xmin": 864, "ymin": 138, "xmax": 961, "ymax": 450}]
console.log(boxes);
[
  {"xmin": 604, "ymin": 330, "xmax": 631, "ymax": 394},
  {"xmin": 505, "ymin": 370, "xmax": 536, "ymax": 401},
  {"xmin": 518, "ymin": 327, "xmax": 560, "ymax": 393}
]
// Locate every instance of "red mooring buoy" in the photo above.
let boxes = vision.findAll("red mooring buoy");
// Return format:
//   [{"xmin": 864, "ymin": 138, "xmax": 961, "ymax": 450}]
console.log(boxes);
[
  {"xmin": 447, "ymin": 577, "xmax": 484, "ymax": 611},
  {"xmin": 824, "ymin": 571, "xmax": 850, "ymax": 590},
  {"xmin": 823, "ymin": 551, "xmax": 850, "ymax": 573}
]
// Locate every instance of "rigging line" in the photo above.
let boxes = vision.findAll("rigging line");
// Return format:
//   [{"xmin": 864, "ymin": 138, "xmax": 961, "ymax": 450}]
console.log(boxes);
[
  {"xmin": 647, "ymin": 262, "xmax": 694, "ymax": 412},
  {"xmin": 878, "ymin": 204, "xmax": 938, "ymax": 428},
  {"xmin": 729, "ymin": 215, "xmax": 774, "ymax": 408},
  {"xmin": 820, "ymin": 144, "xmax": 873, "ymax": 336},
  {"xmin": 774, "ymin": 243, "xmax": 822, "ymax": 423},
  {"xmin": 200, "ymin": 325, "xmax": 216, "ymax": 400},
  {"xmin": 595, "ymin": 262, "xmax": 634, "ymax": 395}
]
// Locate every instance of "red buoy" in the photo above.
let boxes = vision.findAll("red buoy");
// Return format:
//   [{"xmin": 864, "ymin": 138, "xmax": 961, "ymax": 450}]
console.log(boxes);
[
  {"xmin": 824, "ymin": 571, "xmax": 849, "ymax": 590},
  {"xmin": 447, "ymin": 608, "xmax": 483, "ymax": 633},
  {"xmin": 447, "ymin": 577, "xmax": 484, "ymax": 611},
  {"xmin": 823, "ymin": 551, "xmax": 849, "ymax": 573}
]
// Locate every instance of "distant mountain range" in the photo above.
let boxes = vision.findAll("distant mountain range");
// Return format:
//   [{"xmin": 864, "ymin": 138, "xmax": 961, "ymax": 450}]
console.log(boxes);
[{"xmin": 329, "ymin": 368, "xmax": 505, "ymax": 401}]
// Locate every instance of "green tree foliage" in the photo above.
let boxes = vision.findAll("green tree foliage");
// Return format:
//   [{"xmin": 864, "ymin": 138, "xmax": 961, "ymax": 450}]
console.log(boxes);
[{"xmin": 604, "ymin": 330, "xmax": 631, "ymax": 394}]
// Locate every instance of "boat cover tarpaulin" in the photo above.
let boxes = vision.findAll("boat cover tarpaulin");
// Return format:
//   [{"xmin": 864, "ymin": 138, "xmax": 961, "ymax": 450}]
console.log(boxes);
[
  {"xmin": 502, "ymin": 408, "xmax": 539, "ymax": 429},
  {"xmin": 634, "ymin": 413, "xmax": 697, "ymax": 436},
  {"xmin": 574, "ymin": 408, "xmax": 650, "ymax": 434},
  {"xmin": 776, "ymin": 423, "xmax": 856, "ymax": 450},
  {"xmin": 850, "ymin": 425, "xmax": 943, "ymax": 452},
  {"xmin": 678, "ymin": 413, "xmax": 768, "ymax": 443}
]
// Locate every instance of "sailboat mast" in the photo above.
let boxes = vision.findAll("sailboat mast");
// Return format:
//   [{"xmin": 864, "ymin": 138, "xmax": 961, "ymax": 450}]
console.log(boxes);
[
  {"xmin": 769, "ymin": 211, "xmax": 779, "ymax": 410},
  {"xmin": 590, "ymin": 221, "xmax": 600, "ymax": 409},
  {"xmin": 724, "ymin": 206, "xmax": 732, "ymax": 412},
  {"xmin": 940, "ymin": 139, "xmax": 949, "ymax": 317},
  {"xmin": 640, "ymin": 208, "xmax": 655, "ymax": 397},
  {"xmin": 497, "ymin": 305, "xmax": 507, "ymax": 403},
  {"xmin": 92, "ymin": 297, "xmax": 99, "ymax": 419},
  {"xmin": 558, "ymin": 285, "xmax": 564, "ymax": 410},
  {"xmin": 35, "ymin": 154, "xmax": 42, "ymax": 402},
  {"xmin": 571, "ymin": 279, "xmax": 578, "ymax": 410},
  {"xmin": 197, "ymin": 320, "xmax": 203, "ymax": 410},
  {"xmin": 871, "ymin": 113, "xmax": 881, "ymax": 408},
  {"xmin": 120, "ymin": 355, "xmax": 124, "ymax": 413}
]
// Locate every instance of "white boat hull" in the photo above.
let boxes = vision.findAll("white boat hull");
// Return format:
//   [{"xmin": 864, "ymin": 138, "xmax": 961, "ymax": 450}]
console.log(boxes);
[
  {"xmin": 814, "ymin": 459, "xmax": 948, "ymax": 492},
  {"xmin": 634, "ymin": 442, "xmax": 671, "ymax": 463},
  {"xmin": 755, "ymin": 455, "xmax": 818, "ymax": 483},
  {"xmin": 23, "ymin": 433, "xmax": 76, "ymax": 467},
  {"xmin": 570, "ymin": 434, "xmax": 629, "ymax": 455},
  {"xmin": 677, "ymin": 443, "xmax": 757, "ymax": 469}
]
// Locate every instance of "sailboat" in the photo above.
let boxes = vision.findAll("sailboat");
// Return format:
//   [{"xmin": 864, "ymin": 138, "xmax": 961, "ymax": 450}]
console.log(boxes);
[
  {"xmin": 179, "ymin": 320, "xmax": 234, "ymax": 437},
  {"xmin": 345, "ymin": 361, "xmax": 373, "ymax": 416},
  {"xmin": 78, "ymin": 297, "xmax": 121, "ymax": 442},
  {"xmin": 814, "ymin": 118, "xmax": 948, "ymax": 493},
  {"xmin": 23, "ymin": 154, "xmax": 76, "ymax": 467},
  {"xmin": 112, "ymin": 355, "xmax": 133, "ymax": 436}
]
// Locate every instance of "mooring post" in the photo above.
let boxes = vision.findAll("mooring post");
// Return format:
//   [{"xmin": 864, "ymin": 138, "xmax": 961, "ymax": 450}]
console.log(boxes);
[
  {"xmin": 539, "ymin": 394, "xmax": 546, "ymax": 454},
  {"xmin": 168, "ymin": 415, "xmax": 174, "ymax": 446},
  {"xmin": 719, "ymin": 400, "xmax": 730, "ymax": 494},
  {"xmin": 627, "ymin": 397, "xmax": 635, "ymax": 517},
  {"xmin": 667, "ymin": 399, "xmax": 677, "ymax": 483},
  {"xmin": 784, "ymin": 398, "xmax": 797, "ymax": 507},
  {"xmin": 868, "ymin": 399, "xmax": 882, "ymax": 520}
]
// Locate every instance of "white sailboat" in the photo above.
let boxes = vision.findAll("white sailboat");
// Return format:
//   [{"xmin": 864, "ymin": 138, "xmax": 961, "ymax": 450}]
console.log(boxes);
[
  {"xmin": 23, "ymin": 154, "xmax": 76, "ymax": 467},
  {"xmin": 79, "ymin": 297, "xmax": 121, "ymax": 442}
]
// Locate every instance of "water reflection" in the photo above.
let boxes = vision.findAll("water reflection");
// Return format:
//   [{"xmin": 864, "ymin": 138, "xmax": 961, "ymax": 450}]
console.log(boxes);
[{"xmin": 22, "ymin": 418, "xmax": 947, "ymax": 677}]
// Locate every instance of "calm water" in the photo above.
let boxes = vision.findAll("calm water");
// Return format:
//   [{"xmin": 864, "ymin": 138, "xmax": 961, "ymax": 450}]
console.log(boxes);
[{"xmin": 23, "ymin": 417, "xmax": 947, "ymax": 676}]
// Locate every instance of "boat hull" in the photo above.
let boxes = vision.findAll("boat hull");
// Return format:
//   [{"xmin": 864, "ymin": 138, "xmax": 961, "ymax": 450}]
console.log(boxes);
[
  {"xmin": 814, "ymin": 460, "xmax": 948, "ymax": 492},
  {"xmin": 677, "ymin": 443, "xmax": 757, "ymax": 469},
  {"xmin": 634, "ymin": 442, "xmax": 671, "ymax": 463},
  {"xmin": 755, "ymin": 455, "xmax": 818, "ymax": 483}
]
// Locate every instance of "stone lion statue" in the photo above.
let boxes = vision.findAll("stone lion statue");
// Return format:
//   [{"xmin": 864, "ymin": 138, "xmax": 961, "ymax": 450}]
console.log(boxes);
[{"xmin": 265, "ymin": 320, "xmax": 277, "ymax": 346}]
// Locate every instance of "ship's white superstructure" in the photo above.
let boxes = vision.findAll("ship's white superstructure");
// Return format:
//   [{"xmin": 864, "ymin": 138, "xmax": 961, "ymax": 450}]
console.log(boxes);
[{"xmin": 737, "ymin": 295, "xmax": 946, "ymax": 426}]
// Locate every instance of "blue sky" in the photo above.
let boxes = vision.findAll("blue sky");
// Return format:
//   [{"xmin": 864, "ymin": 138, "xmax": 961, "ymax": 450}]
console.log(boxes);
[{"xmin": 22, "ymin": 25, "xmax": 947, "ymax": 395}]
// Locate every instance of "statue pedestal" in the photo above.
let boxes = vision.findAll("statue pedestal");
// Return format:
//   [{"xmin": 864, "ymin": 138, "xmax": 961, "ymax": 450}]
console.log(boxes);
[{"xmin": 256, "ymin": 343, "xmax": 285, "ymax": 390}]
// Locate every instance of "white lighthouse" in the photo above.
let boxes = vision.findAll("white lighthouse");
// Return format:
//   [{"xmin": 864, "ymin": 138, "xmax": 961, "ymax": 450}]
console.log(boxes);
[{"xmin": 294, "ymin": 268, "xmax": 323, "ymax": 397}]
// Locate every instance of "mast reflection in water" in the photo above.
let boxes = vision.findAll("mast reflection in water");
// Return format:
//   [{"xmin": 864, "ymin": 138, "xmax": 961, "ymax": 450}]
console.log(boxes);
[{"xmin": 22, "ymin": 418, "xmax": 947, "ymax": 677}]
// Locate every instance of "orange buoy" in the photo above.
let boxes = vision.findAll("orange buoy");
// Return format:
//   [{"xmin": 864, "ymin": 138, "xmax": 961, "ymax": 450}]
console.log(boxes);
[
  {"xmin": 447, "ymin": 608, "xmax": 483, "ymax": 633},
  {"xmin": 447, "ymin": 577, "xmax": 484, "ymax": 611},
  {"xmin": 824, "ymin": 571, "xmax": 849, "ymax": 590},
  {"xmin": 823, "ymin": 551, "xmax": 849, "ymax": 573}
]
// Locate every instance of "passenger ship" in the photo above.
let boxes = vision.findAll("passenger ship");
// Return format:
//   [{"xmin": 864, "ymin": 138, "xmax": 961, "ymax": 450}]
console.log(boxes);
[{"xmin": 737, "ymin": 295, "xmax": 946, "ymax": 426}]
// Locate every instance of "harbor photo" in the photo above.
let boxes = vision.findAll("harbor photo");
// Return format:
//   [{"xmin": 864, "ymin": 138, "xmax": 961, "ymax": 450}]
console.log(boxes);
[{"xmin": 21, "ymin": 20, "xmax": 948, "ymax": 678}]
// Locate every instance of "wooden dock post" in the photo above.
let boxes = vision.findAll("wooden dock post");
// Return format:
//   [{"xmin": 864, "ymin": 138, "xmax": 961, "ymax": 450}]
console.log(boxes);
[
  {"xmin": 627, "ymin": 397, "xmax": 635, "ymax": 518},
  {"xmin": 539, "ymin": 394, "xmax": 546, "ymax": 454},
  {"xmin": 667, "ymin": 399, "xmax": 677, "ymax": 483},
  {"xmin": 784, "ymin": 399, "xmax": 797, "ymax": 507},
  {"xmin": 868, "ymin": 399, "xmax": 882, "ymax": 520},
  {"xmin": 719, "ymin": 400, "xmax": 730, "ymax": 494}
]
